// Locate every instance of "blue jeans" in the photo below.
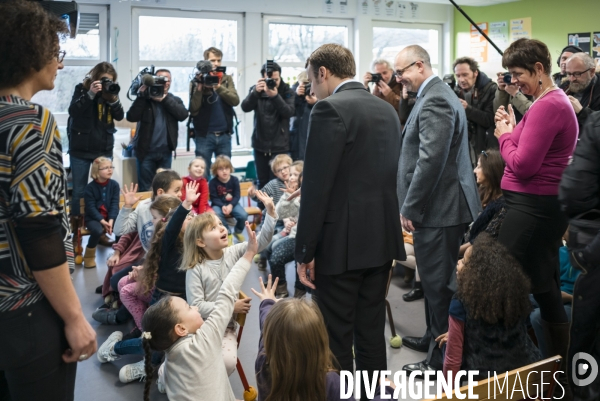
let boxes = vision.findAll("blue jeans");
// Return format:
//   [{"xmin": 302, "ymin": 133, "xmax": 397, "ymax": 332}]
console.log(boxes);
[
  {"xmin": 194, "ymin": 133, "xmax": 232, "ymax": 178},
  {"xmin": 136, "ymin": 151, "xmax": 172, "ymax": 191},
  {"xmin": 85, "ymin": 219, "xmax": 104, "ymax": 248},
  {"xmin": 213, "ymin": 204, "xmax": 248, "ymax": 233},
  {"xmin": 70, "ymin": 156, "xmax": 111, "ymax": 216}
]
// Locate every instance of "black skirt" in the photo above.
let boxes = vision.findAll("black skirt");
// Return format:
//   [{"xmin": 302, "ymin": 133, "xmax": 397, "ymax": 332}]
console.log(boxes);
[{"xmin": 498, "ymin": 190, "xmax": 567, "ymax": 294}]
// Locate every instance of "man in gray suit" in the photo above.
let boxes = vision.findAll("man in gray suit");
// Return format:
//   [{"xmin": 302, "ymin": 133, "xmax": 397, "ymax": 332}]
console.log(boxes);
[{"xmin": 395, "ymin": 45, "xmax": 480, "ymax": 373}]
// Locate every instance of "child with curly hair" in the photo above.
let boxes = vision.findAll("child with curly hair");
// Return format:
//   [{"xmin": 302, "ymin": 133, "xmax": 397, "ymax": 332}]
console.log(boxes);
[{"xmin": 440, "ymin": 233, "xmax": 541, "ymax": 381}]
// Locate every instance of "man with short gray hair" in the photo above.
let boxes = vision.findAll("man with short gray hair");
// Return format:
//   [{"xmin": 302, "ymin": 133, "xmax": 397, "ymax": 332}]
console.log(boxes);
[
  {"xmin": 362, "ymin": 58, "xmax": 403, "ymax": 114},
  {"xmin": 565, "ymin": 52, "xmax": 600, "ymax": 133}
]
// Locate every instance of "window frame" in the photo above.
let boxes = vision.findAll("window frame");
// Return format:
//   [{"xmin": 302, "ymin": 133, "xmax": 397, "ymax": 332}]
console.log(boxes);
[
  {"xmin": 131, "ymin": 8, "xmax": 246, "ymax": 149},
  {"xmin": 372, "ymin": 21, "xmax": 443, "ymax": 75},
  {"xmin": 262, "ymin": 15, "xmax": 354, "ymax": 71}
]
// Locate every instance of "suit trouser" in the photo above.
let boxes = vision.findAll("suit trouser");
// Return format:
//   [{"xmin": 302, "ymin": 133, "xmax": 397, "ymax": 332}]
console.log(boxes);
[
  {"xmin": 315, "ymin": 261, "xmax": 392, "ymax": 398},
  {"xmin": 412, "ymin": 224, "xmax": 465, "ymax": 369}
]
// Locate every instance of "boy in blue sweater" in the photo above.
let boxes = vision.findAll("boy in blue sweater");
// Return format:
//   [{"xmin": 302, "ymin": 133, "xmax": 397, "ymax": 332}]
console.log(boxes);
[
  {"xmin": 209, "ymin": 155, "xmax": 248, "ymax": 243},
  {"xmin": 84, "ymin": 157, "xmax": 120, "ymax": 268}
]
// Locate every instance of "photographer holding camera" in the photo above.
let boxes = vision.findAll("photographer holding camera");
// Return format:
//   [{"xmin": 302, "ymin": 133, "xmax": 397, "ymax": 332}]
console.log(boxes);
[
  {"xmin": 68, "ymin": 62, "xmax": 124, "ymax": 221},
  {"xmin": 453, "ymin": 57, "xmax": 497, "ymax": 163},
  {"xmin": 241, "ymin": 60, "xmax": 295, "ymax": 188},
  {"xmin": 363, "ymin": 59, "xmax": 402, "ymax": 113},
  {"xmin": 493, "ymin": 71, "xmax": 533, "ymax": 125},
  {"xmin": 290, "ymin": 71, "xmax": 318, "ymax": 161},
  {"xmin": 189, "ymin": 47, "xmax": 240, "ymax": 176},
  {"xmin": 126, "ymin": 69, "xmax": 188, "ymax": 191}
]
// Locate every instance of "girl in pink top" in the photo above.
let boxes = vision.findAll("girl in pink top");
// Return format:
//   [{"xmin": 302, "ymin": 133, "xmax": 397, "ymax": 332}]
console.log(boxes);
[{"xmin": 494, "ymin": 38, "xmax": 577, "ymax": 396}]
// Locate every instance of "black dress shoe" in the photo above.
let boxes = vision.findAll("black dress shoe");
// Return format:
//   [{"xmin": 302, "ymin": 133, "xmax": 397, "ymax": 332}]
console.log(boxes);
[
  {"xmin": 402, "ymin": 335, "xmax": 430, "ymax": 352},
  {"xmin": 402, "ymin": 360, "xmax": 440, "ymax": 375},
  {"xmin": 403, "ymin": 287, "xmax": 424, "ymax": 302}
]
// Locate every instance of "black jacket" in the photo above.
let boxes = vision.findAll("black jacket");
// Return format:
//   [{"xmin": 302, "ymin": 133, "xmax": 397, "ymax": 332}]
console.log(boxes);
[
  {"xmin": 566, "ymin": 74, "xmax": 600, "ymax": 134},
  {"xmin": 68, "ymin": 83, "xmax": 124, "ymax": 160},
  {"xmin": 126, "ymin": 93, "xmax": 188, "ymax": 160},
  {"xmin": 240, "ymin": 81, "xmax": 295, "ymax": 153},
  {"xmin": 189, "ymin": 74, "xmax": 240, "ymax": 137},
  {"xmin": 295, "ymin": 82, "xmax": 405, "ymax": 274},
  {"xmin": 455, "ymin": 71, "xmax": 498, "ymax": 156},
  {"xmin": 290, "ymin": 82, "xmax": 315, "ymax": 161},
  {"xmin": 559, "ymin": 111, "xmax": 600, "ymax": 266}
]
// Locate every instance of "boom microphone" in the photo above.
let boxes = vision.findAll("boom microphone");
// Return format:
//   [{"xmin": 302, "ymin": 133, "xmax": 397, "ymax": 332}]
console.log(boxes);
[
  {"xmin": 196, "ymin": 60, "xmax": 213, "ymax": 74},
  {"xmin": 142, "ymin": 74, "xmax": 155, "ymax": 86}
]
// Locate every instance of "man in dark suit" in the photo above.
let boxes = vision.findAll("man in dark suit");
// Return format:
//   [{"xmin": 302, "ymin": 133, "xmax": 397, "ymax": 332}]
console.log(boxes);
[
  {"xmin": 295, "ymin": 44, "xmax": 405, "ymax": 390},
  {"xmin": 395, "ymin": 45, "xmax": 481, "ymax": 373}
]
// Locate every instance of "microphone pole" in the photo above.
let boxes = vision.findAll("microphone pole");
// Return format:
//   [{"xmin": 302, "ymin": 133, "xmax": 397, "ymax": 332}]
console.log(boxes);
[{"xmin": 449, "ymin": 0, "xmax": 504, "ymax": 57}]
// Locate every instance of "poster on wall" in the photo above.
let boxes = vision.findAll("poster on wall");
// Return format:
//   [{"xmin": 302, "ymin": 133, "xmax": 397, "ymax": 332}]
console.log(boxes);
[
  {"xmin": 397, "ymin": 2, "xmax": 407, "ymax": 18},
  {"xmin": 339, "ymin": 0, "xmax": 348, "ymax": 14},
  {"xmin": 372, "ymin": 0, "xmax": 382, "ymax": 16},
  {"xmin": 323, "ymin": 0, "xmax": 334, "ymax": 14},
  {"xmin": 594, "ymin": 32, "xmax": 600, "ymax": 63},
  {"xmin": 488, "ymin": 21, "xmax": 509, "ymax": 62},
  {"xmin": 360, "ymin": 0, "xmax": 369, "ymax": 15},
  {"xmin": 568, "ymin": 33, "xmax": 591, "ymax": 54},
  {"xmin": 470, "ymin": 22, "xmax": 489, "ymax": 63},
  {"xmin": 509, "ymin": 18, "xmax": 532, "ymax": 42},
  {"xmin": 410, "ymin": 2, "xmax": 419, "ymax": 18},
  {"xmin": 384, "ymin": 0, "xmax": 395, "ymax": 16}
]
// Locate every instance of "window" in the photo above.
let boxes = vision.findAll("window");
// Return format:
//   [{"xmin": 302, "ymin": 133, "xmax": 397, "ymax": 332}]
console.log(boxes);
[
  {"xmin": 264, "ymin": 17, "xmax": 353, "ymax": 86},
  {"xmin": 373, "ymin": 23, "xmax": 442, "ymax": 75},
  {"xmin": 31, "ymin": 6, "xmax": 109, "ymax": 122},
  {"xmin": 132, "ymin": 9, "xmax": 243, "ymax": 150}
]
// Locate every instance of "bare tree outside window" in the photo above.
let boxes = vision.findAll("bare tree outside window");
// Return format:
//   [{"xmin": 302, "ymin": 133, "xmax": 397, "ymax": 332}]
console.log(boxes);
[{"xmin": 372, "ymin": 27, "xmax": 439, "ymax": 69}]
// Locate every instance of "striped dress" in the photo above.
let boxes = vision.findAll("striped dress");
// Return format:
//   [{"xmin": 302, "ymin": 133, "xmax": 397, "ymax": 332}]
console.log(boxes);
[{"xmin": 0, "ymin": 95, "xmax": 73, "ymax": 313}]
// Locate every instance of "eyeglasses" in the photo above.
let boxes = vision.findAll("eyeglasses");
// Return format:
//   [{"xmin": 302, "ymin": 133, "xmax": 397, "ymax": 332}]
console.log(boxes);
[
  {"xmin": 481, "ymin": 150, "xmax": 488, "ymax": 158},
  {"xmin": 395, "ymin": 61, "xmax": 421, "ymax": 78},
  {"xmin": 276, "ymin": 165, "xmax": 290, "ymax": 174},
  {"xmin": 566, "ymin": 68, "xmax": 592, "ymax": 78},
  {"xmin": 99, "ymin": 166, "xmax": 115, "ymax": 170},
  {"xmin": 56, "ymin": 50, "xmax": 66, "ymax": 63}
]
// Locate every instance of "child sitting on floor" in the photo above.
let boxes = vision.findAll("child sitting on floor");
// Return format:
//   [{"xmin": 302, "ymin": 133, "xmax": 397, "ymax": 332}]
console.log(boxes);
[
  {"xmin": 209, "ymin": 155, "xmax": 248, "ymax": 244},
  {"xmin": 140, "ymin": 222, "xmax": 259, "ymax": 401},
  {"xmin": 439, "ymin": 233, "xmax": 541, "ymax": 382},
  {"xmin": 83, "ymin": 156, "xmax": 120, "ymax": 268},
  {"xmin": 252, "ymin": 276, "xmax": 395, "ymax": 401},
  {"xmin": 183, "ymin": 189, "xmax": 277, "ymax": 377},
  {"xmin": 182, "ymin": 156, "xmax": 212, "ymax": 215}
]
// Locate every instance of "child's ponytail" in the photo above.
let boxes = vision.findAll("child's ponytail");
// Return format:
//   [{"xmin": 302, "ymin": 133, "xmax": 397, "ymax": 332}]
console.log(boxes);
[{"xmin": 142, "ymin": 336, "xmax": 154, "ymax": 401}]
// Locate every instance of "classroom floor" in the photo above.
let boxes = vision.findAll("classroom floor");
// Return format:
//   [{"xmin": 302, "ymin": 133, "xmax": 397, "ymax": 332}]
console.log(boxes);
[{"xmin": 73, "ymin": 240, "xmax": 430, "ymax": 401}]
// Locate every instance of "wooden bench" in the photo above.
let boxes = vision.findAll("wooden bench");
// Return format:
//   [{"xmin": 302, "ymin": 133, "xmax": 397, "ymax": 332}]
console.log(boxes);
[
  {"xmin": 72, "ymin": 191, "xmax": 152, "ymax": 264},
  {"xmin": 239, "ymin": 181, "xmax": 262, "ymax": 231},
  {"xmin": 423, "ymin": 356, "xmax": 561, "ymax": 401}
]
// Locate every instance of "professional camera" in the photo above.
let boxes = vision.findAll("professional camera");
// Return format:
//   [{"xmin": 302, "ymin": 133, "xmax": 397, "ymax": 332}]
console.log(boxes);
[
  {"xmin": 442, "ymin": 74, "xmax": 456, "ymax": 90},
  {"xmin": 304, "ymin": 83, "xmax": 312, "ymax": 96},
  {"xmin": 128, "ymin": 65, "xmax": 166, "ymax": 100},
  {"xmin": 503, "ymin": 72, "xmax": 512, "ymax": 85},
  {"xmin": 101, "ymin": 77, "xmax": 120, "ymax": 95},
  {"xmin": 370, "ymin": 73, "xmax": 382, "ymax": 83},
  {"xmin": 264, "ymin": 60, "xmax": 277, "ymax": 90},
  {"xmin": 193, "ymin": 60, "xmax": 225, "ymax": 87}
]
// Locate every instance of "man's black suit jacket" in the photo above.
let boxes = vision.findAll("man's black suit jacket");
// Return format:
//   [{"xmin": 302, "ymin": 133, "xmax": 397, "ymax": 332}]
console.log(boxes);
[{"xmin": 295, "ymin": 81, "xmax": 406, "ymax": 275}]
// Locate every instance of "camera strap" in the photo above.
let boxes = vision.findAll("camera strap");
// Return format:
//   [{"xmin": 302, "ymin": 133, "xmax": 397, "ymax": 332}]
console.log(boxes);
[{"xmin": 233, "ymin": 109, "xmax": 240, "ymax": 146}]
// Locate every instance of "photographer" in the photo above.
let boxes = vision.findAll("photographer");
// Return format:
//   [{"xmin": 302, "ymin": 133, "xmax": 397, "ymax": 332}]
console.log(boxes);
[
  {"xmin": 363, "ymin": 59, "xmax": 402, "ymax": 113},
  {"xmin": 189, "ymin": 47, "xmax": 240, "ymax": 176},
  {"xmin": 126, "ymin": 69, "xmax": 188, "ymax": 191},
  {"xmin": 493, "ymin": 71, "xmax": 532, "ymax": 125},
  {"xmin": 241, "ymin": 61, "xmax": 295, "ymax": 188},
  {"xmin": 290, "ymin": 71, "xmax": 318, "ymax": 161},
  {"xmin": 68, "ymin": 62, "xmax": 124, "ymax": 222},
  {"xmin": 453, "ymin": 57, "xmax": 497, "ymax": 162}
]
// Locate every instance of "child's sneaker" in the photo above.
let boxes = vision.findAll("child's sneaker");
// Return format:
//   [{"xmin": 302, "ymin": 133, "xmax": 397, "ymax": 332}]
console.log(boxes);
[
  {"xmin": 92, "ymin": 307, "xmax": 119, "ymax": 325},
  {"xmin": 119, "ymin": 358, "xmax": 146, "ymax": 383},
  {"xmin": 233, "ymin": 232, "xmax": 245, "ymax": 243},
  {"xmin": 253, "ymin": 254, "xmax": 262, "ymax": 263},
  {"xmin": 157, "ymin": 362, "xmax": 166, "ymax": 393},
  {"xmin": 97, "ymin": 331, "xmax": 122, "ymax": 363},
  {"xmin": 257, "ymin": 258, "xmax": 267, "ymax": 271}
]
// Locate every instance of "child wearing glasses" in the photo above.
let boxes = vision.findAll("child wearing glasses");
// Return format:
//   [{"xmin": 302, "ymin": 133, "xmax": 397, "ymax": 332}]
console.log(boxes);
[{"xmin": 83, "ymin": 157, "xmax": 120, "ymax": 268}]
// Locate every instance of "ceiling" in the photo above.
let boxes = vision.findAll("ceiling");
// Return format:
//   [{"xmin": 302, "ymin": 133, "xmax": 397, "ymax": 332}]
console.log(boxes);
[{"xmin": 411, "ymin": 0, "xmax": 521, "ymax": 5}]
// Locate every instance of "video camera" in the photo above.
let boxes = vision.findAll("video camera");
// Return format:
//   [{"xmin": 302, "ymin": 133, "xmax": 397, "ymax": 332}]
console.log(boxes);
[
  {"xmin": 193, "ymin": 60, "xmax": 226, "ymax": 87},
  {"xmin": 128, "ymin": 65, "xmax": 166, "ymax": 100},
  {"xmin": 370, "ymin": 73, "xmax": 383, "ymax": 83},
  {"xmin": 442, "ymin": 74, "xmax": 456, "ymax": 90},
  {"xmin": 265, "ymin": 60, "xmax": 277, "ymax": 90},
  {"xmin": 101, "ymin": 77, "xmax": 120, "ymax": 95}
]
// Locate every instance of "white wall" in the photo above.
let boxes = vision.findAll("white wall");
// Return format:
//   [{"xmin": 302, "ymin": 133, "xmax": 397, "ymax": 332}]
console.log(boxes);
[{"xmin": 76, "ymin": 0, "xmax": 453, "ymax": 146}]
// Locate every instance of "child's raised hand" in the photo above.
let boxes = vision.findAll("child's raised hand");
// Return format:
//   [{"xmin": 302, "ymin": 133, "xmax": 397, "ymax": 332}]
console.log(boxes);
[
  {"xmin": 244, "ymin": 221, "xmax": 258, "ymax": 257},
  {"xmin": 251, "ymin": 275, "xmax": 279, "ymax": 302},
  {"xmin": 247, "ymin": 185, "xmax": 256, "ymax": 198},
  {"xmin": 233, "ymin": 298, "xmax": 252, "ymax": 314},
  {"xmin": 121, "ymin": 183, "xmax": 141, "ymax": 208},
  {"xmin": 183, "ymin": 181, "xmax": 200, "ymax": 208},
  {"xmin": 280, "ymin": 180, "xmax": 297, "ymax": 194},
  {"xmin": 255, "ymin": 190, "xmax": 276, "ymax": 218}
]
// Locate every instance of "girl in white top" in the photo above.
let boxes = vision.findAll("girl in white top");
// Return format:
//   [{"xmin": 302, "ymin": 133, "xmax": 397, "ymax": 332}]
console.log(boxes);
[
  {"xmin": 182, "ymin": 190, "xmax": 277, "ymax": 375},
  {"xmin": 141, "ymin": 222, "xmax": 258, "ymax": 401}
]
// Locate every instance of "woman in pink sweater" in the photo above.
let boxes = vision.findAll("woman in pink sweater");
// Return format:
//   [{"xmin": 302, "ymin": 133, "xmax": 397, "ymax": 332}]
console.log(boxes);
[{"xmin": 494, "ymin": 38, "xmax": 578, "ymax": 394}]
